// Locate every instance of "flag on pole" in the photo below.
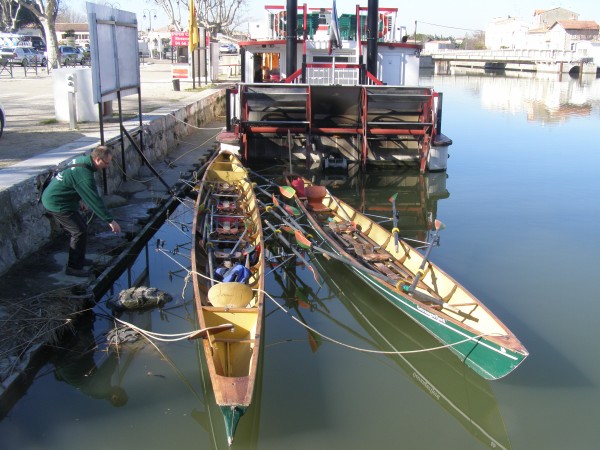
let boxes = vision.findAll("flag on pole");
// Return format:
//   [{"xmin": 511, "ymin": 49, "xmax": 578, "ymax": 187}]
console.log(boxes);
[
  {"xmin": 328, "ymin": 0, "xmax": 342, "ymax": 55},
  {"xmin": 189, "ymin": 1, "xmax": 199, "ymax": 54}
]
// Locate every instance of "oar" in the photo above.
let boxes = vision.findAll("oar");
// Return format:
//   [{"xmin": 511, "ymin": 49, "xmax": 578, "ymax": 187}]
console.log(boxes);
[
  {"xmin": 298, "ymin": 230, "xmax": 472, "ymax": 318},
  {"xmin": 258, "ymin": 197, "xmax": 312, "ymax": 239},
  {"xmin": 233, "ymin": 163, "xmax": 296, "ymax": 199},
  {"xmin": 253, "ymin": 182, "xmax": 302, "ymax": 222},
  {"xmin": 187, "ymin": 323, "xmax": 235, "ymax": 340},
  {"xmin": 263, "ymin": 219, "xmax": 319, "ymax": 281},
  {"xmin": 389, "ymin": 193, "xmax": 400, "ymax": 252},
  {"xmin": 228, "ymin": 228, "xmax": 248, "ymax": 255},
  {"xmin": 407, "ymin": 219, "xmax": 444, "ymax": 293}
]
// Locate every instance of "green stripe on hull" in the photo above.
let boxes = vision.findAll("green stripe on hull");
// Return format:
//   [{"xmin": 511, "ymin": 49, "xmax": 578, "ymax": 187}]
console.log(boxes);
[
  {"xmin": 353, "ymin": 268, "xmax": 526, "ymax": 380},
  {"xmin": 221, "ymin": 405, "xmax": 247, "ymax": 446}
]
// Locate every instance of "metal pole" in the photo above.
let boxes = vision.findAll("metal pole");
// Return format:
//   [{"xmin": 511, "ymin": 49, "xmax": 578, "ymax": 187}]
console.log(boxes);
[{"xmin": 68, "ymin": 91, "xmax": 77, "ymax": 130}]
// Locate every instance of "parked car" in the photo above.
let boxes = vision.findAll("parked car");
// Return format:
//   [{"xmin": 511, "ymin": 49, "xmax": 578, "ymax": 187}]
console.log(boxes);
[
  {"xmin": 19, "ymin": 36, "xmax": 46, "ymax": 52},
  {"xmin": 219, "ymin": 43, "xmax": 237, "ymax": 54},
  {"xmin": 0, "ymin": 46, "xmax": 45, "ymax": 66},
  {"xmin": 58, "ymin": 45, "xmax": 84, "ymax": 65},
  {"xmin": 0, "ymin": 101, "xmax": 5, "ymax": 139}
]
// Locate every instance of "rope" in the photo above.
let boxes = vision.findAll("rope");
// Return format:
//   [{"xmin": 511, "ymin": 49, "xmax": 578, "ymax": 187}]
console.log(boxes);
[
  {"xmin": 110, "ymin": 316, "xmax": 196, "ymax": 342},
  {"xmin": 263, "ymin": 289, "xmax": 502, "ymax": 355},
  {"xmin": 153, "ymin": 222, "xmax": 493, "ymax": 356},
  {"xmin": 152, "ymin": 205, "xmax": 501, "ymax": 356}
]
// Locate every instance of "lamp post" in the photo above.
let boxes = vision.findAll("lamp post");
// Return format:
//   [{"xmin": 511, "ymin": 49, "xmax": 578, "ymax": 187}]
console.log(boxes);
[{"xmin": 143, "ymin": 9, "xmax": 157, "ymax": 32}]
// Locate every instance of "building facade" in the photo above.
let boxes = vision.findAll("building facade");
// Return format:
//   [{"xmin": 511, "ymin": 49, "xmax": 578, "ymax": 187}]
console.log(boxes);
[{"xmin": 485, "ymin": 8, "xmax": 599, "ymax": 51}]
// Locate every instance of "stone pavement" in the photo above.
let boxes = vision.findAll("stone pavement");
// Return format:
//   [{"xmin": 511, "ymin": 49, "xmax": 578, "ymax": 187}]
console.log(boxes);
[{"xmin": 0, "ymin": 58, "xmax": 229, "ymax": 168}]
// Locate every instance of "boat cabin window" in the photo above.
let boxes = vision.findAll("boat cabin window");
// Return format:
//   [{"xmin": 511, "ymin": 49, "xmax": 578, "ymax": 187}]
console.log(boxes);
[{"xmin": 313, "ymin": 55, "xmax": 352, "ymax": 63}]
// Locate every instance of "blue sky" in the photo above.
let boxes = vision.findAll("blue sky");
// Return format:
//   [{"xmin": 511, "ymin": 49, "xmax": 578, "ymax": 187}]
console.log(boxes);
[{"xmin": 77, "ymin": 1, "xmax": 600, "ymax": 36}]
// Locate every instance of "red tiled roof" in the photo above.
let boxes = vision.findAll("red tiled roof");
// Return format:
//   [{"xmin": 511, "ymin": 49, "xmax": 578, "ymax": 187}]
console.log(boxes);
[
  {"xmin": 55, "ymin": 23, "xmax": 89, "ymax": 32},
  {"xmin": 554, "ymin": 20, "xmax": 599, "ymax": 31}
]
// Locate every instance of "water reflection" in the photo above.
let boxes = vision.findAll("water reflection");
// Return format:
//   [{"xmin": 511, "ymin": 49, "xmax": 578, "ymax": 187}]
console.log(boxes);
[
  {"xmin": 307, "ymin": 257, "xmax": 512, "ymax": 450},
  {"xmin": 259, "ymin": 167, "xmax": 511, "ymax": 447},
  {"xmin": 427, "ymin": 68, "xmax": 600, "ymax": 125},
  {"xmin": 296, "ymin": 166, "xmax": 449, "ymax": 244},
  {"xmin": 51, "ymin": 310, "xmax": 128, "ymax": 407}
]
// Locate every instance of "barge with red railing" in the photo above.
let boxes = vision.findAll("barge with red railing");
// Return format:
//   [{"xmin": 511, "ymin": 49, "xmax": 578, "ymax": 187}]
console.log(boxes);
[{"xmin": 221, "ymin": 0, "xmax": 452, "ymax": 173}]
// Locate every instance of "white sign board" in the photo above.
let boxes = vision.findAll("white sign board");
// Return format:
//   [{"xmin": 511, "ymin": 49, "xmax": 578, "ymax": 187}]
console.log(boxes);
[{"xmin": 86, "ymin": 2, "xmax": 140, "ymax": 104}]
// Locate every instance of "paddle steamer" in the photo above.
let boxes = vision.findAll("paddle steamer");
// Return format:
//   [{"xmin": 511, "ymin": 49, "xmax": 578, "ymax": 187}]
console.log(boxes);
[{"xmin": 220, "ymin": 0, "xmax": 452, "ymax": 173}]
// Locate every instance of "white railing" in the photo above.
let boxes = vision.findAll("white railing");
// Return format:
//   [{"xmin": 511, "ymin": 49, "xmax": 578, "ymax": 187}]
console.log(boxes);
[
  {"xmin": 305, "ymin": 67, "xmax": 360, "ymax": 85},
  {"xmin": 423, "ymin": 48, "xmax": 590, "ymax": 63}
]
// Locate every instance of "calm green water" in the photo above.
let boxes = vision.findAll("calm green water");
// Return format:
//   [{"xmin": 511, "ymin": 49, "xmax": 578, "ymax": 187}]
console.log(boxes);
[{"xmin": 2, "ymin": 71, "xmax": 600, "ymax": 449}]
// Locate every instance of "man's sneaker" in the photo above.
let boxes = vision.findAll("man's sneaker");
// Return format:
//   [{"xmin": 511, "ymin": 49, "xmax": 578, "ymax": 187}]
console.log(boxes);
[{"xmin": 65, "ymin": 267, "xmax": 91, "ymax": 277}]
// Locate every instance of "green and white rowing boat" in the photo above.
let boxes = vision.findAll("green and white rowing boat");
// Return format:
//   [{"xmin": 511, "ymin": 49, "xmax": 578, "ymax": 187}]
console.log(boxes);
[{"xmin": 286, "ymin": 176, "xmax": 528, "ymax": 380}]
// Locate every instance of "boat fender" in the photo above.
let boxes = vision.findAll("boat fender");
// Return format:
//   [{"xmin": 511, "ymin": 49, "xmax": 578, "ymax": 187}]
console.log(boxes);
[{"xmin": 221, "ymin": 263, "xmax": 251, "ymax": 283}]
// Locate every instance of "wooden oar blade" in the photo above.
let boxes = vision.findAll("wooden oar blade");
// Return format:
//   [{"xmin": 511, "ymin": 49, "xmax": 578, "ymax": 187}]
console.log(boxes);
[
  {"xmin": 294, "ymin": 230, "xmax": 312, "ymax": 249},
  {"xmin": 307, "ymin": 330, "xmax": 322, "ymax": 353},
  {"xmin": 281, "ymin": 225, "xmax": 295, "ymax": 234},
  {"xmin": 188, "ymin": 323, "xmax": 234, "ymax": 340},
  {"xmin": 389, "ymin": 193, "xmax": 398, "ymax": 203},
  {"xmin": 272, "ymin": 193, "xmax": 280, "ymax": 208},
  {"xmin": 434, "ymin": 219, "xmax": 445, "ymax": 231},
  {"xmin": 279, "ymin": 186, "xmax": 296, "ymax": 199},
  {"xmin": 284, "ymin": 204, "xmax": 300, "ymax": 216}
]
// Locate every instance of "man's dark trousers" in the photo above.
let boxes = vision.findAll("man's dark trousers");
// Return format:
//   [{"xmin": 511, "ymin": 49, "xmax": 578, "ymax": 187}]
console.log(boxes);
[{"xmin": 51, "ymin": 211, "xmax": 87, "ymax": 270}]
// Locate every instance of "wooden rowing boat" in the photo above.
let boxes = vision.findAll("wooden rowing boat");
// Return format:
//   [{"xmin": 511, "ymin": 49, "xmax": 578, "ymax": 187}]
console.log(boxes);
[
  {"xmin": 191, "ymin": 150, "xmax": 264, "ymax": 445},
  {"xmin": 285, "ymin": 176, "xmax": 528, "ymax": 380}
]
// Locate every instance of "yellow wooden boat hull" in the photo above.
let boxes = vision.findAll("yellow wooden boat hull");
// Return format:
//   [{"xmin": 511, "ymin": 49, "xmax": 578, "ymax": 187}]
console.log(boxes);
[{"xmin": 191, "ymin": 150, "xmax": 264, "ymax": 444}]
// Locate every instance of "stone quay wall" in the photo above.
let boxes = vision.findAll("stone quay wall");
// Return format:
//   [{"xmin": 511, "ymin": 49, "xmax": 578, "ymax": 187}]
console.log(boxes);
[{"xmin": 0, "ymin": 89, "xmax": 225, "ymax": 276}]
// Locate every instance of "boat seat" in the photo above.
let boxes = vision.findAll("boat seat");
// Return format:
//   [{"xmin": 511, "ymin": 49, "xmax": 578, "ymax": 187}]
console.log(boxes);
[
  {"xmin": 328, "ymin": 221, "xmax": 354, "ymax": 234},
  {"xmin": 373, "ymin": 262, "xmax": 403, "ymax": 280},
  {"xmin": 338, "ymin": 234, "xmax": 385, "ymax": 261},
  {"xmin": 215, "ymin": 218, "xmax": 242, "ymax": 235},
  {"xmin": 214, "ymin": 250, "xmax": 243, "ymax": 259},
  {"xmin": 362, "ymin": 253, "xmax": 391, "ymax": 262},
  {"xmin": 304, "ymin": 185, "xmax": 331, "ymax": 213}
]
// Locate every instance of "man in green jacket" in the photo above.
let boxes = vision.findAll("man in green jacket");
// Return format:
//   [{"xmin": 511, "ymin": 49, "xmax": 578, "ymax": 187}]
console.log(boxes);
[{"xmin": 41, "ymin": 145, "xmax": 121, "ymax": 277}]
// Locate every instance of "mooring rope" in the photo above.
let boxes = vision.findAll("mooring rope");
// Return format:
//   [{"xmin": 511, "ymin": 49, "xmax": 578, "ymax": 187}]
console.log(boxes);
[
  {"xmin": 110, "ymin": 316, "xmax": 196, "ymax": 342},
  {"xmin": 262, "ymin": 289, "xmax": 503, "ymax": 355},
  {"xmin": 152, "ymin": 242, "xmax": 503, "ymax": 355},
  {"xmin": 150, "ymin": 194, "xmax": 505, "ymax": 356}
]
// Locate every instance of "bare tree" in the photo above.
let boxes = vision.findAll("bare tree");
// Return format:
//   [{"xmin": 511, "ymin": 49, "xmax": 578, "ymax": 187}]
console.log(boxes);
[
  {"xmin": 152, "ymin": 0, "xmax": 183, "ymax": 31},
  {"xmin": 152, "ymin": 0, "xmax": 247, "ymax": 37},
  {"xmin": 56, "ymin": 2, "xmax": 86, "ymax": 23},
  {"xmin": 16, "ymin": 0, "xmax": 61, "ymax": 66},
  {"xmin": 0, "ymin": 0, "xmax": 17, "ymax": 31}
]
